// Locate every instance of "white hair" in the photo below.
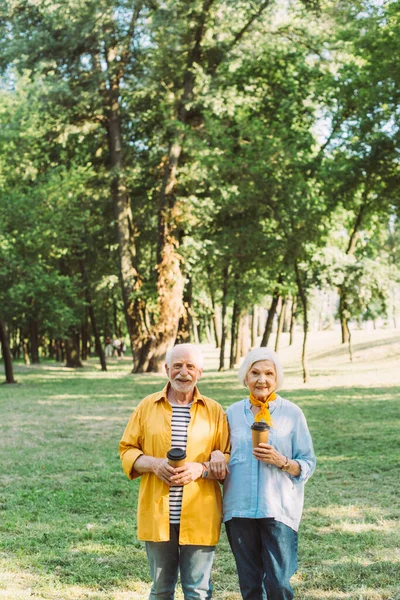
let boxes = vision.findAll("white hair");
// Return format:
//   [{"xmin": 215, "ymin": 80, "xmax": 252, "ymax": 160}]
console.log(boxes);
[
  {"xmin": 165, "ymin": 344, "xmax": 204, "ymax": 369},
  {"xmin": 238, "ymin": 347, "xmax": 284, "ymax": 391}
]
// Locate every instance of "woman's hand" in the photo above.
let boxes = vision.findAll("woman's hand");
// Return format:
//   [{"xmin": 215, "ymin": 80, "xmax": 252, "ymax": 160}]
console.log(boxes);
[
  {"xmin": 209, "ymin": 449, "xmax": 230, "ymax": 480},
  {"xmin": 253, "ymin": 443, "xmax": 285, "ymax": 467}
]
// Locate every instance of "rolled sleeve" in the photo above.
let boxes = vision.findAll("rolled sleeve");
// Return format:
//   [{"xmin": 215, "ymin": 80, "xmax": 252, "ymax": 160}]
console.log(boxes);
[
  {"xmin": 119, "ymin": 409, "xmax": 144, "ymax": 480},
  {"xmin": 216, "ymin": 410, "xmax": 231, "ymax": 462}
]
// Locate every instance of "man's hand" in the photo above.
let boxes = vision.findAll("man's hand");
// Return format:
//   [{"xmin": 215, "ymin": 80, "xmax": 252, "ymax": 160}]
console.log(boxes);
[
  {"xmin": 169, "ymin": 462, "xmax": 203, "ymax": 486},
  {"xmin": 152, "ymin": 458, "xmax": 176, "ymax": 485},
  {"xmin": 209, "ymin": 450, "xmax": 229, "ymax": 480},
  {"xmin": 253, "ymin": 443, "xmax": 284, "ymax": 466}
]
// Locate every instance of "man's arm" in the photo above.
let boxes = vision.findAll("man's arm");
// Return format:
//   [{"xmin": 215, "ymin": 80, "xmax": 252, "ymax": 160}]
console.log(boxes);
[{"xmin": 133, "ymin": 455, "xmax": 176, "ymax": 485}]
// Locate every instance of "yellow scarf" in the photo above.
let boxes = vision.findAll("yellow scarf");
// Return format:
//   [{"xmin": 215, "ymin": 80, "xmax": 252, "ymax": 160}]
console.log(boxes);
[{"xmin": 249, "ymin": 391, "xmax": 277, "ymax": 427}]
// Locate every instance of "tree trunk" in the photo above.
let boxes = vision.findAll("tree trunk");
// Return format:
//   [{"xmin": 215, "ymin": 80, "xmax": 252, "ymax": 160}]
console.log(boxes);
[
  {"xmin": 176, "ymin": 276, "xmax": 193, "ymax": 343},
  {"xmin": 275, "ymin": 297, "xmax": 287, "ymax": 352},
  {"xmin": 229, "ymin": 301, "xmax": 240, "ymax": 369},
  {"xmin": 211, "ymin": 296, "xmax": 221, "ymax": 348},
  {"xmin": 0, "ymin": 320, "xmax": 16, "ymax": 384},
  {"xmin": 65, "ymin": 330, "xmax": 83, "ymax": 368},
  {"xmin": 294, "ymin": 262, "xmax": 310, "ymax": 383},
  {"xmin": 219, "ymin": 266, "xmax": 230, "ymax": 372},
  {"xmin": 239, "ymin": 312, "xmax": 250, "ymax": 360},
  {"xmin": 258, "ymin": 306, "xmax": 266, "ymax": 337},
  {"xmin": 81, "ymin": 313, "xmax": 90, "ymax": 361},
  {"xmin": 30, "ymin": 318, "xmax": 40, "ymax": 364},
  {"xmin": 260, "ymin": 293, "xmax": 280, "ymax": 347},
  {"xmin": 251, "ymin": 305, "xmax": 258, "ymax": 347},
  {"xmin": 23, "ymin": 337, "xmax": 30, "ymax": 365},
  {"xmin": 289, "ymin": 296, "xmax": 297, "ymax": 346},
  {"xmin": 339, "ymin": 293, "xmax": 351, "ymax": 344},
  {"xmin": 80, "ymin": 261, "xmax": 107, "ymax": 372},
  {"xmin": 339, "ymin": 196, "xmax": 368, "ymax": 343}
]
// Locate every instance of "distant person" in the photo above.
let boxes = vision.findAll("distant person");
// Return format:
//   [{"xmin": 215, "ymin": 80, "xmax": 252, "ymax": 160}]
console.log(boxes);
[
  {"xmin": 223, "ymin": 347, "xmax": 316, "ymax": 600},
  {"xmin": 112, "ymin": 337, "xmax": 121, "ymax": 358},
  {"xmin": 105, "ymin": 337, "xmax": 113, "ymax": 358},
  {"xmin": 118, "ymin": 338, "xmax": 126, "ymax": 358},
  {"xmin": 119, "ymin": 343, "xmax": 230, "ymax": 600}
]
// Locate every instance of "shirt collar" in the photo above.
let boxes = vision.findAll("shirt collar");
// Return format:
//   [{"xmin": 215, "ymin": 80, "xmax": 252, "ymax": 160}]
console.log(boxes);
[{"xmin": 154, "ymin": 382, "xmax": 205, "ymax": 405}]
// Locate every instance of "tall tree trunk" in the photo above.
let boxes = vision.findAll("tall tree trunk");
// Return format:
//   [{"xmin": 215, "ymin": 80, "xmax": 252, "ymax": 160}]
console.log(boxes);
[
  {"xmin": 99, "ymin": 7, "xmax": 148, "ymax": 370},
  {"xmin": 176, "ymin": 276, "xmax": 193, "ymax": 343},
  {"xmin": 260, "ymin": 293, "xmax": 280, "ymax": 347},
  {"xmin": 0, "ymin": 320, "xmax": 16, "ymax": 384},
  {"xmin": 275, "ymin": 297, "xmax": 287, "ymax": 352},
  {"xmin": 30, "ymin": 318, "xmax": 40, "ymax": 364},
  {"xmin": 294, "ymin": 262, "xmax": 310, "ymax": 383},
  {"xmin": 289, "ymin": 296, "xmax": 297, "ymax": 346},
  {"xmin": 258, "ymin": 306, "xmax": 266, "ymax": 337},
  {"xmin": 65, "ymin": 330, "xmax": 83, "ymax": 368},
  {"xmin": 229, "ymin": 301, "xmax": 240, "ymax": 369},
  {"xmin": 251, "ymin": 305, "xmax": 258, "ymax": 347},
  {"xmin": 339, "ymin": 195, "xmax": 368, "ymax": 344},
  {"xmin": 23, "ymin": 336, "xmax": 30, "ymax": 365},
  {"xmin": 80, "ymin": 261, "xmax": 107, "ymax": 372},
  {"xmin": 134, "ymin": 2, "xmax": 275, "ymax": 371},
  {"xmin": 210, "ymin": 293, "xmax": 221, "ymax": 348},
  {"xmin": 219, "ymin": 266, "xmax": 230, "ymax": 372},
  {"xmin": 81, "ymin": 312, "xmax": 90, "ymax": 361},
  {"xmin": 204, "ymin": 315, "xmax": 213, "ymax": 344},
  {"xmin": 239, "ymin": 312, "xmax": 250, "ymax": 360}
]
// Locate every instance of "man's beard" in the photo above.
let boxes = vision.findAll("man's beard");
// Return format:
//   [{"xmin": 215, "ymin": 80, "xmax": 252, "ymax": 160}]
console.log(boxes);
[{"xmin": 170, "ymin": 376, "xmax": 196, "ymax": 394}]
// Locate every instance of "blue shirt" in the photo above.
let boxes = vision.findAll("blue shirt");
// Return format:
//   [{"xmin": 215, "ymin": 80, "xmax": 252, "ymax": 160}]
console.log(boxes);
[{"xmin": 223, "ymin": 395, "xmax": 316, "ymax": 532}]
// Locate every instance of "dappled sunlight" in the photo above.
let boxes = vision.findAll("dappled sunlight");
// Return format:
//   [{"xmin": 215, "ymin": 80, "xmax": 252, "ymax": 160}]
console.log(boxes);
[
  {"xmin": 307, "ymin": 504, "xmax": 374, "ymax": 519},
  {"xmin": 321, "ymin": 519, "xmax": 399, "ymax": 535},
  {"xmin": 299, "ymin": 589, "xmax": 392, "ymax": 600},
  {"xmin": 0, "ymin": 565, "xmax": 36, "ymax": 599}
]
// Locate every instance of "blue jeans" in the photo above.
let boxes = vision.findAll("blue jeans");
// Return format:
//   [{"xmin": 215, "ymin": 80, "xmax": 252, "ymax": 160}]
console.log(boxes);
[
  {"xmin": 225, "ymin": 518, "xmax": 298, "ymax": 600},
  {"xmin": 145, "ymin": 524, "xmax": 215, "ymax": 599}
]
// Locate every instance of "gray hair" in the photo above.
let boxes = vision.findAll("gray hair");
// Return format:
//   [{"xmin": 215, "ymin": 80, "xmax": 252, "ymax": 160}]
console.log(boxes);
[
  {"xmin": 238, "ymin": 347, "xmax": 284, "ymax": 391},
  {"xmin": 165, "ymin": 344, "xmax": 205, "ymax": 369}
]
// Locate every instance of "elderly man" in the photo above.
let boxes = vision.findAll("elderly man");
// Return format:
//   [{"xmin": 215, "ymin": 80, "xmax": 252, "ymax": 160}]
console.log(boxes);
[{"xmin": 119, "ymin": 343, "xmax": 230, "ymax": 600}]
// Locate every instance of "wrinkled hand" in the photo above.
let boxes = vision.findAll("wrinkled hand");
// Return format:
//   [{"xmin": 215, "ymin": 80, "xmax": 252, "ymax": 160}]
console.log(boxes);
[
  {"xmin": 169, "ymin": 462, "xmax": 203, "ymax": 486},
  {"xmin": 153, "ymin": 458, "xmax": 176, "ymax": 485},
  {"xmin": 209, "ymin": 450, "xmax": 229, "ymax": 480},
  {"xmin": 253, "ymin": 443, "xmax": 284, "ymax": 467}
]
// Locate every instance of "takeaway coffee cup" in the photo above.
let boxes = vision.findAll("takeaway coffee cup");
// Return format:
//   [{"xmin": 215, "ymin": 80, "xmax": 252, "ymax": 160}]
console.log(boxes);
[
  {"xmin": 251, "ymin": 422, "xmax": 270, "ymax": 448},
  {"xmin": 167, "ymin": 447, "xmax": 187, "ymax": 467}
]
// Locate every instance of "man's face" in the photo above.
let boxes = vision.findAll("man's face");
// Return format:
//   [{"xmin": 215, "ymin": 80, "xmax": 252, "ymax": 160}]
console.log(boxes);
[{"xmin": 165, "ymin": 348, "xmax": 203, "ymax": 394}]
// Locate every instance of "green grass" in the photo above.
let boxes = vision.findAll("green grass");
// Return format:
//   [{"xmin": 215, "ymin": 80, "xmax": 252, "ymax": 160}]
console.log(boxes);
[{"xmin": 1, "ymin": 333, "xmax": 399, "ymax": 599}]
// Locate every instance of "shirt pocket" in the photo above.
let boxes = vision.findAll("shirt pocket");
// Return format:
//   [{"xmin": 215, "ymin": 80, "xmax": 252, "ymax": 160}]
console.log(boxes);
[
  {"xmin": 270, "ymin": 427, "xmax": 293, "ymax": 457},
  {"xmin": 229, "ymin": 427, "xmax": 251, "ymax": 465}
]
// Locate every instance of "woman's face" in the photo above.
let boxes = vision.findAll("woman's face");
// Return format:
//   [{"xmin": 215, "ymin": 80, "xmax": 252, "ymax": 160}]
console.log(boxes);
[{"xmin": 245, "ymin": 359, "xmax": 277, "ymax": 401}]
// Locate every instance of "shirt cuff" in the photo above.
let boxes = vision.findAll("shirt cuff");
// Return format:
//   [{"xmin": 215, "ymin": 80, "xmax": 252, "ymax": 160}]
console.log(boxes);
[
  {"xmin": 290, "ymin": 459, "xmax": 312, "ymax": 483},
  {"xmin": 121, "ymin": 448, "xmax": 144, "ymax": 480}
]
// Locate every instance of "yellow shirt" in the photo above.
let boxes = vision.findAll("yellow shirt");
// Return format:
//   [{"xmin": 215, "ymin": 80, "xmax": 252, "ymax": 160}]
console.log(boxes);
[{"xmin": 119, "ymin": 384, "xmax": 230, "ymax": 545}]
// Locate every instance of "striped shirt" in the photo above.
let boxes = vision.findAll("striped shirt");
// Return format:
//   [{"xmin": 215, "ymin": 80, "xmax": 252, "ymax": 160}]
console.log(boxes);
[{"xmin": 169, "ymin": 403, "xmax": 192, "ymax": 524}]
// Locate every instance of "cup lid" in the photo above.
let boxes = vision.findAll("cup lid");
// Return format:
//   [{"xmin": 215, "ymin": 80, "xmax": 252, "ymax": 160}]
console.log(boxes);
[
  {"xmin": 251, "ymin": 422, "xmax": 270, "ymax": 431},
  {"xmin": 167, "ymin": 447, "xmax": 186, "ymax": 461}
]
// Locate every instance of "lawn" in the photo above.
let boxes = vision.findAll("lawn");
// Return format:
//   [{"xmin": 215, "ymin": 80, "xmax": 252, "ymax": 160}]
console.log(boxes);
[{"xmin": 1, "ymin": 330, "xmax": 399, "ymax": 600}]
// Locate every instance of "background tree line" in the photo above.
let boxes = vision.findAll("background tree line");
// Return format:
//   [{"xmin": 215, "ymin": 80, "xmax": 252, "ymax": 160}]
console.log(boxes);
[{"xmin": 0, "ymin": 0, "xmax": 399, "ymax": 384}]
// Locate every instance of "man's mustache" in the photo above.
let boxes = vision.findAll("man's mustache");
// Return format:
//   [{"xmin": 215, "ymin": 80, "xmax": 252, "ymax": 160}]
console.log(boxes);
[{"xmin": 174, "ymin": 375, "xmax": 193, "ymax": 382}]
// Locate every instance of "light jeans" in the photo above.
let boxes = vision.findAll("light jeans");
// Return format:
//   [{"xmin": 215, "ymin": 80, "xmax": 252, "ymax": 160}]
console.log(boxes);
[{"xmin": 145, "ymin": 524, "xmax": 215, "ymax": 600}]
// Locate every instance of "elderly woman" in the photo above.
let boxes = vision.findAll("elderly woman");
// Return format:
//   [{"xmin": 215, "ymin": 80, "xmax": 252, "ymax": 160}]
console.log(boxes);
[{"xmin": 223, "ymin": 347, "xmax": 316, "ymax": 600}]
